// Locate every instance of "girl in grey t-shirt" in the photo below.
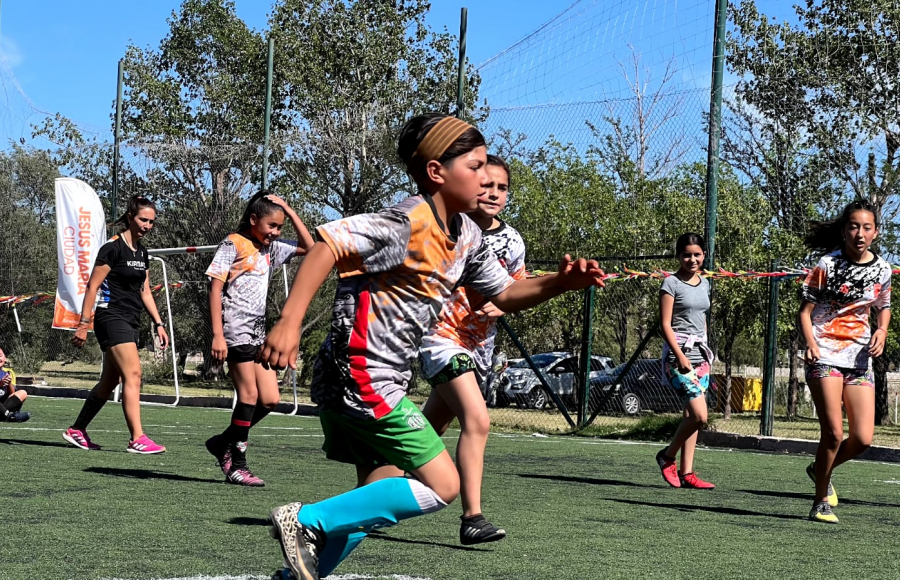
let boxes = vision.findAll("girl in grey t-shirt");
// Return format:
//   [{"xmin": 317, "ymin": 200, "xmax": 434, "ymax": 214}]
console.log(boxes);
[{"xmin": 654, "ymin": 232, "xmax": 715, "ymax": 490}]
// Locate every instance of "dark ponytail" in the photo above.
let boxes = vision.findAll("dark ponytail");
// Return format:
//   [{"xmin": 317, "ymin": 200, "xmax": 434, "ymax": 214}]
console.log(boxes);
[
  {"xmin": 115, "ymin": 196, "xmax": 156, "ymax": 231},
  {"xmin": 805, "ymin": 199, "xmax": 878, "ymax": 254},
  {"xmin": 237, "ymin": 190, "xmax": 283, "ymax": 233}
]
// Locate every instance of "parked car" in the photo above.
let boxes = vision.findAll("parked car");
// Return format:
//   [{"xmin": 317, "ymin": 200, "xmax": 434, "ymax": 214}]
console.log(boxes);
[
  {"xmin": 499, "ymin": 352, "xmax": 615, "ymax": 409},
  {"xmin": 590, "ymin": 358, "xmax": 690, "ymax": 415}
]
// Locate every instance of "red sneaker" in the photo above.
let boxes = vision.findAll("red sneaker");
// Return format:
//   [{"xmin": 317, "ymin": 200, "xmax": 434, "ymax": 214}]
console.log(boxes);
[
  {"xmin": 680, "ymin": 471, "xmax": 715, "ymax": 489},
  {"xmin": 655, "ymin": 449, "xmax": 681, "ymax": 487}
]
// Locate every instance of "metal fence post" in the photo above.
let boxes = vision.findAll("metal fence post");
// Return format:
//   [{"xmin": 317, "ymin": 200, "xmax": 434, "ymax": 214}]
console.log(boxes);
[
  {"xmin": 577, "ymin": 285, "xmax": 595, "ymax": 427},
  {"xmin": 761, "ymin": 259, "xmax": 780, "ymax": 436},
  {"xmin": 456, "ymin": 7, "xmax": 468, "ymax": 117}
]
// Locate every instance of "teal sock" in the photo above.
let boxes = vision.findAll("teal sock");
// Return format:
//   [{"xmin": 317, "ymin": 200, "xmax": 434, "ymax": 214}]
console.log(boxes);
[
  {"xmin": 317, "ymin": 531, "xmax": 366, "ymax": 578},
  {"xmin": 298, "ymin": 477, "xmax": 446, "ymax": 539}
]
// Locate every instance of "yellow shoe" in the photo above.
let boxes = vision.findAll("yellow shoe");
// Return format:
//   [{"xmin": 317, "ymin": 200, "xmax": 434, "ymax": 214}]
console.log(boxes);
[
  {"xmin": 807, "ymin": 462, "xmax": 838, "ymax": 507},
  {"xmin": 809, "ymin": 501, "xmax": 839, "ymax": 524}
]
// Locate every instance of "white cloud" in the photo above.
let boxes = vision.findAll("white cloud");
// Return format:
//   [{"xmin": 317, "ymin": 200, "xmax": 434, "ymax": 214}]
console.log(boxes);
[{"xmin": 0, "ymin": 35, "xmax": 23, "ymax": 68}]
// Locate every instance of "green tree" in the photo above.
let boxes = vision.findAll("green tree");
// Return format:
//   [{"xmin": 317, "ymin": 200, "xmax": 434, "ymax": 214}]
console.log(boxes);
[
  {"xmin": 269, "ymin": 0, "xmax": 483, "ymax": 217},
  {"xmin": 0, "ymin": 146, "xmax": 68, "ymax": 372}
]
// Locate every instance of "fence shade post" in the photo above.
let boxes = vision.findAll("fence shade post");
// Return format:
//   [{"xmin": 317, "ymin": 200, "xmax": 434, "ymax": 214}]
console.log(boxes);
[
  {"xmin": 577, "ymin": 285, "xmax": 595, "ymax": 428},
  {"xmin": 761, "ymin": 259, "xmax": 780, "ymax": 436},
  {"xmin": 456, "ymin": 7, "xmax": 468, "ymax": 118},
  {"xmin": 112, "ymin": 59, "xmax": 124, "ymax": 237},
  {"xmin": 262, "ymin": 35, "xmax": 274, "ymax": 190}
]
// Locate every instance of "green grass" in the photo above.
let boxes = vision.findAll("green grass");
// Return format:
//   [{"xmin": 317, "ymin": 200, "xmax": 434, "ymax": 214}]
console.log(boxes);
[{"xmin": 6, "ymin": 398, "xmax": 900, "ymax": 579}]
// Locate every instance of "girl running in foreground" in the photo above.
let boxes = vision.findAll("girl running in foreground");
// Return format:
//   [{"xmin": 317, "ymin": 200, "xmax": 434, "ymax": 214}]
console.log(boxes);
[
  {"xmin": 655, "ymin": 233, "xmax": 716, "ymax": 490},
  {"xmin": 801, "ymin": 199, "xmax": 891, "ymax": 524},
  {"xmin": 418, "ymin": 154, "xmax": 525, "ymax": 545},
  {"xmin": 259, "ymin": 113, "xmax": 604, "ymax": 580},
  {"xmin": 64, "ymin": 196, "xmax": 170, "ymax": 454},
  {"xmin": 205, "ymin": 192, "xmax": 314, "ymax": 486}
]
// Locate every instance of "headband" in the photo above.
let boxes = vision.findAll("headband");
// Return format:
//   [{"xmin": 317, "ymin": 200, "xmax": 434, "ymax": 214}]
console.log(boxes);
[{"xmin": 407, "ymin": 116, "xmax": 474, "ymax": 183}]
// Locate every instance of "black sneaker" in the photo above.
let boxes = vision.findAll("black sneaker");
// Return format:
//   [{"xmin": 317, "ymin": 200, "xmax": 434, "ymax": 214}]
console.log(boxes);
[
  {"xmin": 460, "ymin": 514, "xmax": 507, "ymax": 546},
  {"xmin": 6, "ymin": 411, "xmax": 30, "ymax": 423},
  {"xmin": 205, "ymin": 435, "xmax": 232, "ymax": 476},
  {"xmin": 269, "ymin": 502, "xmax": 324, "ymax": 580}
]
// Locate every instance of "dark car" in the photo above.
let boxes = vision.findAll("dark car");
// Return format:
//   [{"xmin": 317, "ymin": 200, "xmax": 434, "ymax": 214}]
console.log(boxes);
[{"xmin": 589, "ymin": 359, "xmax": 683, "ymax": 415}]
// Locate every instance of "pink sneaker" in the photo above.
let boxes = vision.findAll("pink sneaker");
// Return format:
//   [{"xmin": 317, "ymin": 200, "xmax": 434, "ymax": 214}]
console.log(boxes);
[
  {"xmin": 63, "ymin": 427, "xmax": 101, "ymax": 450},
  {"xmin": 127, "ymin": 435, "xmax": 166, "ymax": 455},
  {"xmin": 680, "ymin": 471, "xmax": 715, "ymax": 489},
  {"xmin": 227, "ymin": 466, "xmax": 265, "ymax": 487},
  {"xmin": 655, "ymin": 448, "xmax": 681, "ymax": 488}
]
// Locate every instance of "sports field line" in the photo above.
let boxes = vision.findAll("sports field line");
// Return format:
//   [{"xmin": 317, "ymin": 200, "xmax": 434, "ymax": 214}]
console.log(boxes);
[{"xmin": 101, "ymin": 574, "xmax": 432, "ymax": 580}]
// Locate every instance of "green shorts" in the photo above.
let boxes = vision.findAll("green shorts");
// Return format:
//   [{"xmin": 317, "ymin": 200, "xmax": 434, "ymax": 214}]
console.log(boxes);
[{"xmin": 319, "ymin": 396, "xmax": 446, "ymax": 472}]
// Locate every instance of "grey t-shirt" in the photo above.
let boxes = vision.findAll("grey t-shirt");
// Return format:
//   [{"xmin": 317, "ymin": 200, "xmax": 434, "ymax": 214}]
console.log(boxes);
[{"xmin": 660, "ymin": 275, "xmax": 710, "ymax": 364}]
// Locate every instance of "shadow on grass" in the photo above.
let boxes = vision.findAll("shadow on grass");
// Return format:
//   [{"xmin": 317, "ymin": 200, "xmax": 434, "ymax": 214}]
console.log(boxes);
[
  {"xmin": 84, "ymin": 466, "xmax": 221, "ymax": 484},
  {"xmin": 737, "ymin": 488, "xmax": 900, "ymax": 509},
  {"xmin": 578, "ymin": 415, "xmax": 683, "ymax": 441},
  {"xmin": 230, "ymin": 516, "xmax": 270, "ymax": 526},
  {"xmin": 367, "ymin": 530, "xmax": 491, "ymax": 552},
  {"xmin": 518, "ymin": 473, "xmax": 667, "ymax": 489},
  {"xmin": 0, "ymin": 437, "xmax": 72, "ymax": 449},
  {"xmin": 600, "ymin": 497, "xmax": 806, "ymax": 521}
]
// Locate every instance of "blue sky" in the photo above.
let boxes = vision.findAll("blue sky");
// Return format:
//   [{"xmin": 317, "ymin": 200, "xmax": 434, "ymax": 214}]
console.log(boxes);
[
  {"xmin": 0, "ymin": 0, "xmax": 562, "ymax": 141},
  {"xmin": 0, "ymin": 0, "xmax": 793, "ymax": 146}
]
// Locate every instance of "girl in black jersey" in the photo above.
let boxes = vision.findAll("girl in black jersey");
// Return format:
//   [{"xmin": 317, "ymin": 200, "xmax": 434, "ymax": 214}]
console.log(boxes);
[{"xmin": 63, "ymin": 196, "xmax": 170, "ymax": 454}]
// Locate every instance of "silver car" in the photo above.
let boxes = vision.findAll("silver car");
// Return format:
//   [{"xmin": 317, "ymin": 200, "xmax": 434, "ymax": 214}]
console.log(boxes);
[{"xmin": 499, "ymin": 352, "xmax": 614, "ymax": 409}]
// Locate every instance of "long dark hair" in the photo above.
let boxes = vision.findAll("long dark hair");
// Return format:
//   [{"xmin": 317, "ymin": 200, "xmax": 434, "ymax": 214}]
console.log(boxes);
[
  {"xmin": 675, "ymin": 232, "xmax": 706, "ymax": 255},
  {"xmin": 115, "ymin": 196, "xmax": 156, "ymax": 231},
  {"xmin": 397, "ymin": 113, "xmax": 486, "ymax": 189},
  {"xmin": 237, "ymin": 190, "xmax": 283, "ymax": 234},
  {"xmin": 805, "ymin": 199, "xmax": 878, "ymax": 254}
]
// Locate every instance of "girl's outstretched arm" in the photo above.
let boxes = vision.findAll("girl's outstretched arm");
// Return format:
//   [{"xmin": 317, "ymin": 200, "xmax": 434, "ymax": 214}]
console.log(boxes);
[
  {"xmin": 489, "ymin": 255, "xmax": 603, "ymax": 313},
  {"xmin": 266, "ymin": 195, "xmax": 316, "ymax": 254},
  {"xmin": 257, "ymin": 241, "xmax": 336, "ymax": 370}
]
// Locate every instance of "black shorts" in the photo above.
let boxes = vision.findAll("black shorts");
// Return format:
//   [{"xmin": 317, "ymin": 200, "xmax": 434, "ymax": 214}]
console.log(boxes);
[
  {"xmin": 227, "ymin": 343, "xmax": 260, "ymax": 363},
  {"xmin": 94, "ymin": 314, "xmax": 140, "ymax": 352}
]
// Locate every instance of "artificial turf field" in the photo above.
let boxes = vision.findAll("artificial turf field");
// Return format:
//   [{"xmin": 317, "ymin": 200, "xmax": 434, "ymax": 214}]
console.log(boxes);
[{"xmin": 6, "ymin": 398, "xmax": 900, "ymax": 580}]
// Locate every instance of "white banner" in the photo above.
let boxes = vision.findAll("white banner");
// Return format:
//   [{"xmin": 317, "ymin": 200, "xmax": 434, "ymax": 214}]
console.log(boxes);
[{"xmin": 53, "ymin": 178, "xmax": 106, "ymax": 330}]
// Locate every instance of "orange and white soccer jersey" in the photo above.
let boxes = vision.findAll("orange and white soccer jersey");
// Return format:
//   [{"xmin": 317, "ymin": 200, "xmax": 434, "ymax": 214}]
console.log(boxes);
[
  {"xmin": 205, "ymin": 233, "xmax": 297, "ymax": 347},
  {"xmin": 801, "ymin": 250, "xmax": 892, "ymax": 369},
  {"xmin": 419, "ymin": 221, "xmax": 526, "ymax": 381},
  {"xmin": 312, "ymin": 195, "xmax": 515, "ymax": 420}
]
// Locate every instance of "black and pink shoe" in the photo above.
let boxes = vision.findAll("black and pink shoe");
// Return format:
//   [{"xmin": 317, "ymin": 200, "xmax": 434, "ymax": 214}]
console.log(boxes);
[
  {"xmin": 227, "ymin": 465, "xmax": 266, "ymax": 487},
  {"xmin": 205, "ymin": 434, "xmax": 232, "ymax": 476}
]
